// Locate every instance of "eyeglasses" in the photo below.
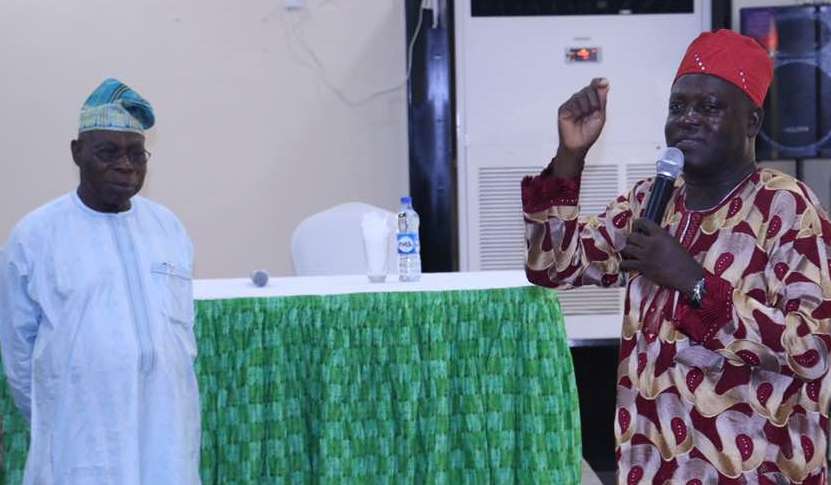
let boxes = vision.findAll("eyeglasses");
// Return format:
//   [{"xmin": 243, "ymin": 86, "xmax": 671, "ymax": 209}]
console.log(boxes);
[{"xmin": 94, "ymin": 148, "xmax": 152, "ymax": 165}]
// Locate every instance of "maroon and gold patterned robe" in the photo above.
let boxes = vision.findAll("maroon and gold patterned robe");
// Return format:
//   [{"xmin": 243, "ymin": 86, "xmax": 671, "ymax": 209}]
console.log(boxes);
[{"xmin": 522, "ymin": 167, "xmax": 831, "ymax": 484}]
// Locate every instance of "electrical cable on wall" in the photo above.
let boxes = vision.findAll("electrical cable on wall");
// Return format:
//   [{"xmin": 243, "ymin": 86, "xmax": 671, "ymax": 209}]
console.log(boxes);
[{"xmin": 282, "ymin": 0, "xmax": 432, "ymax": 107}]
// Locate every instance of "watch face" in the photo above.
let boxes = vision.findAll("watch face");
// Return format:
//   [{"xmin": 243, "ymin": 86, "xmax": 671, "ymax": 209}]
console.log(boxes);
[{"xmin": 692, "ymin": 278, "xmax": 706, "ymax": 307}]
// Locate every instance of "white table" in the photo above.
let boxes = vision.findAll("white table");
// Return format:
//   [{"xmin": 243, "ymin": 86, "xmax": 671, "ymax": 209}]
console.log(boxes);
[{"xmin": 195, "ymin": 270, "xmax": 622, "ymax": 347}]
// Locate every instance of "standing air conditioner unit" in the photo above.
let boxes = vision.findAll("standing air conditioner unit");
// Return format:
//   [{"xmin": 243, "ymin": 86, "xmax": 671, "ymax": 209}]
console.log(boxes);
[{"xmin": 454, "ymin": 1, "xmax": 710, "ymax": 334}]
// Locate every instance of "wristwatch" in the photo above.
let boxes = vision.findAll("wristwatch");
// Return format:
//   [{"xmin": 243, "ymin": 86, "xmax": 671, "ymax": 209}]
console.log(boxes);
[{"xmin": 689, "ymin": 276, "xmax": 707, "ymax": 308}]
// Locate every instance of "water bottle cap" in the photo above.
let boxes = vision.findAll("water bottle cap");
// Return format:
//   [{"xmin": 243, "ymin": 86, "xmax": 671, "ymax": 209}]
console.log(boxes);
[{"xmin": 400, "ymin": 196, "xmax": 412, "ymax": 205}]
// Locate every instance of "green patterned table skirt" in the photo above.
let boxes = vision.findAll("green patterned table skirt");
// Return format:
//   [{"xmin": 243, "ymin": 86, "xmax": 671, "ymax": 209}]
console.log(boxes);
[{"xmin": 0, "ymin": 286, "xmax": 581, "ymax": 484}]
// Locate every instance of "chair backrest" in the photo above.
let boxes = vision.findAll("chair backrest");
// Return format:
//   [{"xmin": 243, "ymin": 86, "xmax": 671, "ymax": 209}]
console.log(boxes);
[{"xmin": 291, "ymin": 202, "xmax": 397, "ymax": 276}]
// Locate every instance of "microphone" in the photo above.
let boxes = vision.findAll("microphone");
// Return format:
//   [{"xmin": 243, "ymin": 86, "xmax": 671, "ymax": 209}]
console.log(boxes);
[
  {"xmin": 250, "ymin": 269, "xmax": 270, "ymax": 287},
  {"xmin": 642, "ymin": 147, "xmax": 685, "ymax": 224}
]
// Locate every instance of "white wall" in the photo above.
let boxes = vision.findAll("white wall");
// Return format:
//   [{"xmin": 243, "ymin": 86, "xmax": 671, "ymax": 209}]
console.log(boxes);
[{"xmin": 0, "ymin": 0, "xmax": 409, "ymax": 278}]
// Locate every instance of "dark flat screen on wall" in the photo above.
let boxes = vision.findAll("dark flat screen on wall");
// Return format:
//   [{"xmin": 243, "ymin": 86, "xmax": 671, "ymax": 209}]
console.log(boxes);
[{"xmin": 471, "ymin": 1, "xmax": 694, "ymax": 17}]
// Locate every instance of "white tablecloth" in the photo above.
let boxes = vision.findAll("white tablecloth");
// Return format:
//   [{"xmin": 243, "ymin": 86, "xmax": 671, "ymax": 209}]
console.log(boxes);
[{"xmin": 194, "ymin": 270, "xmax": 621, "ymax": 343}]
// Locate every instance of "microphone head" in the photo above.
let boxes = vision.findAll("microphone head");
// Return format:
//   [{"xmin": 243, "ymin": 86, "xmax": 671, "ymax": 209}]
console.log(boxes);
[
  {"xmin": 657, "ymin": 147, "xmax": 685, "ymax": 179},
  {"xmin": 250, "ymin": 269, "xmax": 269, "ymax": 287}
]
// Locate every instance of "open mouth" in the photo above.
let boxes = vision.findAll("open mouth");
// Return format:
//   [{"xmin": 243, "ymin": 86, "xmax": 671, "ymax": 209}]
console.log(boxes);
[
  {"xmin": 673, "ymin": 138, "xmax": 704, "ymax": 150},
  {"xmin": 109, "ymin": 181, "xmax": 136, "ymax": 191}
]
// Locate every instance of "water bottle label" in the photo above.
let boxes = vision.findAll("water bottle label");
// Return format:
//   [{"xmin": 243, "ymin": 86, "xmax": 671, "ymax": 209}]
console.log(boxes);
[{"xmin": 397, "ymin": 233, "xmax": 419, "ymax": 255}]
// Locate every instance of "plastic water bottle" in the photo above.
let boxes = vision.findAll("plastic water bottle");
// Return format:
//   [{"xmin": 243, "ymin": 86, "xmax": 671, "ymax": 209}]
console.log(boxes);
[{"xmin": 396, "ymin": 196, "xmax": 422, "ymax": 282}]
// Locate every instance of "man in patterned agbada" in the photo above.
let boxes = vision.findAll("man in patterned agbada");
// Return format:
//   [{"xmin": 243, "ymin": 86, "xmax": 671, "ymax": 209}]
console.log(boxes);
[{"xmin": 522, "ymin": 30, "xmax": 831, "ymax": 483}]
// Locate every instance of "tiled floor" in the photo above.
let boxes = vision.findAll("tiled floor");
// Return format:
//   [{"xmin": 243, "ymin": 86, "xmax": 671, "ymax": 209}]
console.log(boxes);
[
  {"xmin": 581, "ymin": 459, "xmax": 603, "ymax": 485},
  {"xmin": 595, "ymin": 470, "xmax": 616, "ymax": 485}
]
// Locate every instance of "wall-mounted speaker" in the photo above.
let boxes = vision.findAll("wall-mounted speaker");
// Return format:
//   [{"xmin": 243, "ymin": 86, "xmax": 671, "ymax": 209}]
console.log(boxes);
[{"xmin": 741, "ymin": 5, "xmax": 831, "ymax": 160}]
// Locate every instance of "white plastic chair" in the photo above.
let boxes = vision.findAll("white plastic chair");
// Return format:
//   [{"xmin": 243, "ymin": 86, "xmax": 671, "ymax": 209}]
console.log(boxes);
[{"xmin": 291, "ymin": 202, "xmax": 397, "ymax": 276}]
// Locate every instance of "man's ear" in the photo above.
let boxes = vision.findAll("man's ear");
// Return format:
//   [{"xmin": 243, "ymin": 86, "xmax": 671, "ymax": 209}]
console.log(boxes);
[
  {"xmin": 748, "ymin": 107, "xmax": 764, "ymax": 138},
  {"xmin": 71, "ymin": 139, "xmax": 82, "ymax": 167}
]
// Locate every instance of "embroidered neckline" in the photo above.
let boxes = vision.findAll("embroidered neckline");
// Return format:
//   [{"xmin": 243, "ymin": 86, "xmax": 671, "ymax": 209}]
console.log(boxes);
[{"xmin": 678, "ymin": 168, "xmax": 758, "ymax": 215}]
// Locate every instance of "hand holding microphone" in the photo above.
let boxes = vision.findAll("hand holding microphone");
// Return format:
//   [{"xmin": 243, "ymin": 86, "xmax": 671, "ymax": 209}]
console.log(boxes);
[{"xmin": 621, "ymin": 147, "xmax": 705, "ymax": 294}]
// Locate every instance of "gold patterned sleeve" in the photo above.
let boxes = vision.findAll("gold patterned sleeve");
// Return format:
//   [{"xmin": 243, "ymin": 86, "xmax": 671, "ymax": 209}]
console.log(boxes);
[
  {"xmin": 674, "ymin": 184, "xmax": 831, "ymax": 421},
  {"xmin": 521, "ymin": 169, "xmax": 643, "ymax": 290}
]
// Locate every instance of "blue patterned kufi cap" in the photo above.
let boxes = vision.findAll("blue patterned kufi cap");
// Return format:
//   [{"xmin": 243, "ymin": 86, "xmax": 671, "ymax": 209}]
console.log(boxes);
[{"xmin": 78, "ymin": 78, "xmax": 155, "ymax": 134}]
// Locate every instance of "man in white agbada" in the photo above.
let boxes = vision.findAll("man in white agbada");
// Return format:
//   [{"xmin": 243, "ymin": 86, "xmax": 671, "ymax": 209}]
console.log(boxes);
[{"xmin": 0, "ymin": 79, "xmax": 201, "ymax": 484}]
